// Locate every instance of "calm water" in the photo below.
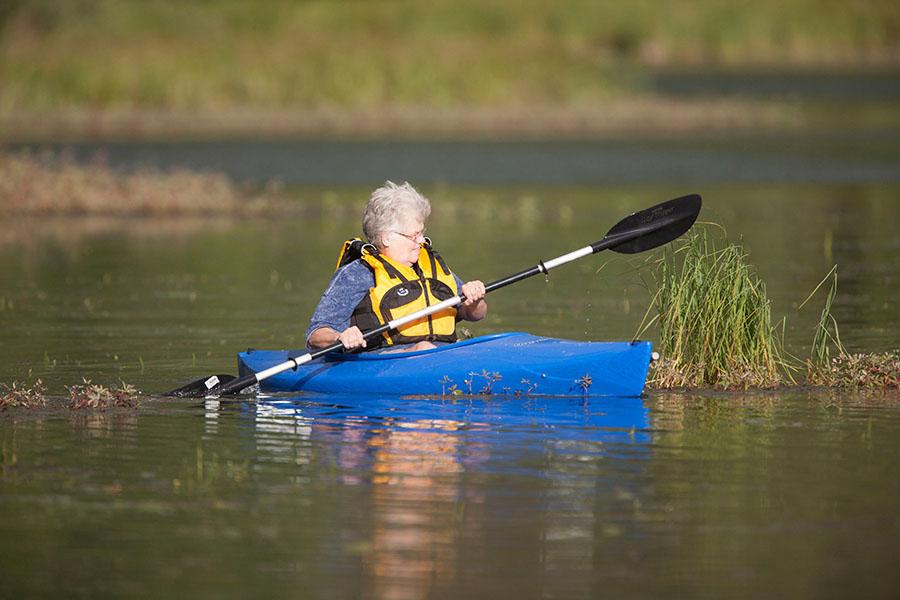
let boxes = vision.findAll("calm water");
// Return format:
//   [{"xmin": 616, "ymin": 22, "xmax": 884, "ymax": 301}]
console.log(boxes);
[
  {"xmin": 3, "ymin": 391, "xmax": 898, "ymax": 598},
  {"xmin": 2, "ymin": 137, "xmax": 900, "ymax": 597}
]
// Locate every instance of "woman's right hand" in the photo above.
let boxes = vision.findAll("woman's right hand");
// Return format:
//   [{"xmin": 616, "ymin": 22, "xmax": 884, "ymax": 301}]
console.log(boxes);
[
  {"xmin": 338, "ymin": 325, "xmax": 366, "ymax": 350},
  {"xmin": 308, "ymin": 325, "xmax": 367, "ymax": 350}
]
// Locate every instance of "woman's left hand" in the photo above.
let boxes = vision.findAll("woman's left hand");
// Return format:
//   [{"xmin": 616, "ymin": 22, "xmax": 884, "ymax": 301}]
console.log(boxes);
[
  {"xmin": 461, "ymin": 280, "xmax": 486, "ymax": 306},
  {"xmin": 459, "ymin": 280, "xmax": 487, "ymax": 321}
]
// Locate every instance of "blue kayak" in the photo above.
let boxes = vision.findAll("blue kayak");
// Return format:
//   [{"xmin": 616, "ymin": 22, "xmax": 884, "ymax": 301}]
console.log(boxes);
[{"xmin": 237, "ymin": 332, "xmax": 653, "ymax": 397}]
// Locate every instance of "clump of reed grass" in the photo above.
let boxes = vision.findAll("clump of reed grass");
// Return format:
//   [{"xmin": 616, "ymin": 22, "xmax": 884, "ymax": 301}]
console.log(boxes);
[
  {"xmin": 643, "ymin": 227, "xmax": 898, "ymax": 391},
  {"xmin": 0, "ymin": 151, "xmax": 290, "ymax": 217},
  {"xmin": 642, "ymin": 225, "xmax": 786, "ymax": 389},
  {"xmin": 0, "ymin": 379, "xmax": 47, "ymax": 410},
  {"xmin": 67, "ymin": 379, "xmax": 140, "ymax": 410}
]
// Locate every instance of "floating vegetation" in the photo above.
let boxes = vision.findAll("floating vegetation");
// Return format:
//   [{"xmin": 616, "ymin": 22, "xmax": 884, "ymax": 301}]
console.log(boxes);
[
  {"xmin": 0, "ymin": 380, "xmax": 47, "ymax": 410},
  {"xmin": 577, "ymin": 374, "xmax": 593, "ymax": 394},
  {"xmin": 642, "ymin": 226, "xmax": 898, "ymax": 391},
  {"xmin": 436, "ymin": 372, "xmax": 548, "ymax": 398},
  {"xmin": 1, "ymin": 378, "xmax": 146, "ymax": 411},
  {"xmin": 641, "ymin": 225, "xmax": 786, "ymax": 389},
  {"xmin": 517, "ymin": 379, "xmax": 539, "ymax": 397},
  {"xmin": 0, "ymin": 151, "xmax": 291, "ymax": 217},
  {"xmin": 439, "ymin": 375, "xmax": 461, "ymax": 396},
  {"xmin": 785, "ymin": 262, "xmax": 897, "ymax": 389},
  {"xmin": 66, "ymin": 379, "xmax": 141, "ymax": 410},
  {"xmin": 464, "ymin": 370, "xmax": 503, "ymax": 395},
  {"xmin": 809, "ymin": 352, "xmax": 900, "ymax": 389},
  {"xmin": 800, "ymin": 267, "xmax": 900, "ymax": 389}
]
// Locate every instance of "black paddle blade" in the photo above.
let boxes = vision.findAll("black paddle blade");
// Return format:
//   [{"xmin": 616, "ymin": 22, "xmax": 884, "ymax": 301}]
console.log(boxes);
[
  {"xmin": 601, "ymin": 193, "xmax": 702, "ymax": 254},
  {"xmin": 165, "ymin": 374, "xmax": 238, "ymax": 398}
]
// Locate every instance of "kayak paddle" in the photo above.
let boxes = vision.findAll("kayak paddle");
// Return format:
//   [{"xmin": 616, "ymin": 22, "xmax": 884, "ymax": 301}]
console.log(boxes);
[{"xmin": 166, "ymin": 193, "xmax": 701, "ymax": 398}]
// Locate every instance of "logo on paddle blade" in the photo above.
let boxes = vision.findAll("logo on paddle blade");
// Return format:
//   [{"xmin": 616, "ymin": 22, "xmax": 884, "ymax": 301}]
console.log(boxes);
[{"xmin": 397, "ymin": 288, "xmax": 409, "ymax": 297}]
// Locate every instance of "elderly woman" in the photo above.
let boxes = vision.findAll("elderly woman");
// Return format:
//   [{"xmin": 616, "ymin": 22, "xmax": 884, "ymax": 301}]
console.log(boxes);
[{"xmin": 306, "ymin": 181, "xmax": 487, "ymax": 352}]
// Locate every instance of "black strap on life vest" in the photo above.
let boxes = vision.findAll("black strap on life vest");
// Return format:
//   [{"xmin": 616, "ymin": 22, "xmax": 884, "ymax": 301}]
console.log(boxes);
[
  {"xmin": 337, "ymin": 237, "xmax": 454, "ymax": 284},
  {"xmin": 336, "ymin": 238, "xmax": 408, "ymax": 281},
  {"xmin": 335, "ymin": 238, "xmax": 376, "ymax": 271},
  {"xmin": 369, "ymin": 253, "xmax": 407, "ymax": 281}
]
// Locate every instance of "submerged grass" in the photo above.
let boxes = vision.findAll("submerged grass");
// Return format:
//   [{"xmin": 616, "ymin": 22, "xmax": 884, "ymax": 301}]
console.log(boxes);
[{"xmin": 643, "ymin": 226, "xmax": 898, "ymax": 390}]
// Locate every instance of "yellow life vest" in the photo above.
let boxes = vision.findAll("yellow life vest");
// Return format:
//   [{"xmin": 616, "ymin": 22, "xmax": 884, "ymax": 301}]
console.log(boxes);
[{"xmin": 336, "ymin": 238, "xmax": 459, "ymax": 347}]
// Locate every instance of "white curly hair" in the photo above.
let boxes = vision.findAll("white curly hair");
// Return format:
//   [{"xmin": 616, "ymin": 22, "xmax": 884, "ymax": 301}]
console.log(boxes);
[{"xmin": 362, "ymin": 181, "xmax": 432, "ymax": 248}]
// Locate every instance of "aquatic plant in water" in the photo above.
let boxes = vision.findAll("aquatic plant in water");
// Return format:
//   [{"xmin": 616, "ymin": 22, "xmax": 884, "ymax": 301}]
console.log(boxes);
[
  {"xmin": 67, "ymin": 379, "xmax": 140, "ymax": 410},
  {"xmin": 816, "ymin": 352, "xmax": 900, "ymax": 389},
  {"xmin": 642, "ymin": 225, "xmax": 786, "ymax": 389},
  {"xmin": 801, "ymin": 265, "xmax": 843, "ymax": 375},
  {"xmin": 0, "ymin": 380, "xmax": 47, "ymax": 410},
  {"xmin": 641, "ymin": 227, "xmax": 898, "ymax": 391},
  {"xmin": 799, "ymin": 267, "xmax": 898, "ymax": 389},
  {"xmin": 464, "ymin": 370, "xmax": 503, "ymax": 395}
]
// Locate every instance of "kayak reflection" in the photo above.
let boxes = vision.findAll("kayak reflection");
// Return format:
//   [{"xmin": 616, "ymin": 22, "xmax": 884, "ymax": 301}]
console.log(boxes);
[{"xmin": 236, "ymin": 393, "xmax": 650, "ymax": 598}]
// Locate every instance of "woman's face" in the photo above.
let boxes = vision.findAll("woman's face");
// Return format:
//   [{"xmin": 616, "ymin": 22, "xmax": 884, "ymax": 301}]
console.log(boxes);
[{"xmin": 381, "ymin": 217, "xmax": 426, "ymax": 266}]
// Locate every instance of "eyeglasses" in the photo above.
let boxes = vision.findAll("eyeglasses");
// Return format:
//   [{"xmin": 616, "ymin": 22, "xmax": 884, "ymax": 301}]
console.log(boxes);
[{"xmin": 392, "ymin": 229, "xmax": 426, "ymax": 243}]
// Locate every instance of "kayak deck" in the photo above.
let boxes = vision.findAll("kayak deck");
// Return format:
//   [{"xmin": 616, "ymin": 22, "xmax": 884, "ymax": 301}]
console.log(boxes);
[{"xmin": 238, "ymin": 332, "xmax": 653, "ymax": 398}]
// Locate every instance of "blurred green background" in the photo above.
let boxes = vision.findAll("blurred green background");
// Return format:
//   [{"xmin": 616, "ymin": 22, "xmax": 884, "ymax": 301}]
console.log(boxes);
[{"xmin": 2, "ymin": 0, "xmax": 898, "ymax": 138}]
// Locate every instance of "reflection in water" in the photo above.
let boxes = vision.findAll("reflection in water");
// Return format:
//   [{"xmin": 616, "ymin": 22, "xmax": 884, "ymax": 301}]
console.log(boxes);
[
  {"xmin": 253, "ymin": 402, "xmax": 314, "ymax": 467},
  {"xmin": 204, "ymin": 399, "xmax": 220, "ymax": 435},
  {"xmin": 243, "ymin": 394, "xmax": 650, "ymax": 598},
  {"xmin": 69, "ymin": 410, "xmax": 139, "ymax": 440},
  {"xmin": 367, "ymin": 420, "xmax": 463, "ymax": 600},
  {"xmin": 644, "ymin": 390, "xmax": 900, "ymax": 600},
  {"xmin": 0, "ymin": 216, "xmax": 237, "ymax": 250},
  {"xmin": 3, "ymin": 392, "xmax": 899, "ymax": 598}
]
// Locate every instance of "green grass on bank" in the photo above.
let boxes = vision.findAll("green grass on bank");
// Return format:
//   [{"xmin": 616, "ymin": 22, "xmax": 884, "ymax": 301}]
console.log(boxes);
[{"xmin": 1, "ymin": 0, "xmax": 898, "ymax": 114}]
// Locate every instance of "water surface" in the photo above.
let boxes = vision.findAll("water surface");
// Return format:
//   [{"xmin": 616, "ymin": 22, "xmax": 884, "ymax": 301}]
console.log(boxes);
[
  {"xmin": 2, "ymin": 391, "xmax": 898, "ymax": 598},
  {"xmin": 2, "ymin": 135, "xmax": 899, "ymax": 598},
  {"xmin": 9, "ymin": 136, "xmax": 900, "ymax": 186},
  {"xmin": 2, "ymin": 184, "xmax": 897, "ymax": 392}
]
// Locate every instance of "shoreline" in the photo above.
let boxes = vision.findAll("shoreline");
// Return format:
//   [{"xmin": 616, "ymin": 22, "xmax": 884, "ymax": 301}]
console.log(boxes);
[{"xmin": 0, "ymin": 97, "xmax": 838, "ymax": 143}]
